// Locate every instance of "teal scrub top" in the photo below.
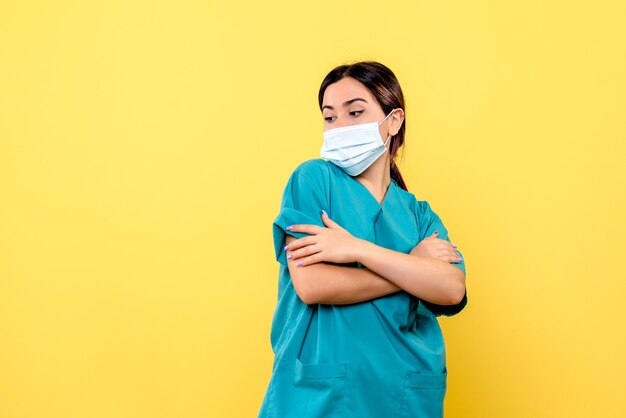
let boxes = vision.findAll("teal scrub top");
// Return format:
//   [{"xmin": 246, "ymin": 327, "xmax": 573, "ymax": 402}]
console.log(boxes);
[{"xmin": 258, "ymin": 158, "xmax": 467, "ymax": 418}]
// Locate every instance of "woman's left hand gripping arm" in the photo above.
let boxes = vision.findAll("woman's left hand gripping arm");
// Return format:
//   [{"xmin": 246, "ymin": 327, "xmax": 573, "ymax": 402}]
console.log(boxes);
[{"xmin": 286, "ymin": 211, "xmax": 465, "ymax": 306}]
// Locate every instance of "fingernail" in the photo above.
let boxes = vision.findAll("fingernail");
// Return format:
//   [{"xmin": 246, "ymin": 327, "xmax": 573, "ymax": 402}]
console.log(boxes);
[
  {"xmin": 296, "ymin": 261, "xmax": 303, "ymax": 266},
  {"xmin": 284, "ymin": 244, "xmax": 289, "ymax": 251},
  {"xmin": 452, "ymin": 244, "xmax": 457, "ymax": 248},
  {"xmin": 321, "ymin": 209, "xmax": 328, "ymax": 217},
  {"xmin": 434, "ymin": 231, "xmax": 438, "ymax": 235},
  {"xmin": 286, "ymin": 225, "xmax": 293, "ymax": 231},
  {"xmin": 458, "ymin": 256, "xmax": 463, "ymax": 261},
  {"xmin": 287, "ymin": 253, "xmax": 293, "ymax": 259}
]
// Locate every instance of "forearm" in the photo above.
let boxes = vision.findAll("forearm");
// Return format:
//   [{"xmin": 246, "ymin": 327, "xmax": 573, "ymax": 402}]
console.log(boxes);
[
  {"xmin": 288, "ymin": 262, "xmax": 402, "ymax": 305},
  {"xmin": 356, "ymin": 240, "xmax": 465, "ymax": 305}
]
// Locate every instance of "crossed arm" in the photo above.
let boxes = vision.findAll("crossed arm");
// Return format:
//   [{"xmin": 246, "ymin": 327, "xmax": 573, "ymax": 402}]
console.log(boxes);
[{"xmin": 283, "ymin": 217, "xmax": 466, "ymax": 306}]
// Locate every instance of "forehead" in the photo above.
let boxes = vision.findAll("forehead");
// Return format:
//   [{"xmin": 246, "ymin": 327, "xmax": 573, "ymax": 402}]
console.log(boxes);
[{"xmin": 322, "ymin": 77, "xmax": 375, "ymax": 106}]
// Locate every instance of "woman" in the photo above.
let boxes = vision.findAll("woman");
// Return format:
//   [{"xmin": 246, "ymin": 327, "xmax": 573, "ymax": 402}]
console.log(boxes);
[{"xmin": 258, "ymin": 61, "xmax": 468, "ymax": 418}]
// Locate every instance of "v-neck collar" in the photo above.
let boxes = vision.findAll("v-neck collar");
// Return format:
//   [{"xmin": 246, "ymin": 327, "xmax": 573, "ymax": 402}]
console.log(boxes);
[{"xmin": 321, "ymin": 159, "xmax": 399, "ymax": 242}]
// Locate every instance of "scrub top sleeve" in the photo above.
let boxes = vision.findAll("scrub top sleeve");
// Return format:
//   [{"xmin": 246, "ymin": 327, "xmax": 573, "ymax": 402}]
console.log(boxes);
[
  {"xmin": 417, "ymin": 200, "xmax": 468, "ymax": 317},
  {"xmin": 272, "ymin": 165, "xmax": 329, "ymax": 266}
]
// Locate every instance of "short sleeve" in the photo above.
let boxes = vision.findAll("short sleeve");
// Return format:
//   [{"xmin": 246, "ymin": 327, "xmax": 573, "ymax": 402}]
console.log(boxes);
[
  {"xmin": 272, "ymin": 161, "xmax": 329, "ymax": 266},
  {"xmin": 417, "ymin": 200, "xmax": 468, "ymax": 317}
]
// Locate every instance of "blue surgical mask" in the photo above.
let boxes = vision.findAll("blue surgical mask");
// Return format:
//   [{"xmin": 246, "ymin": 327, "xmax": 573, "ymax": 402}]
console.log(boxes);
[{"xmin": 320, "ymin": 109, "xmax": 396, "ymax": 176}]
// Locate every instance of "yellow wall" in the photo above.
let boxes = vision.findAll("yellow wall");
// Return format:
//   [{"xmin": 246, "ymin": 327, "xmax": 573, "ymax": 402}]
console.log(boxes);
[{"xmin": 1, "ymin": 1, "xmax": 624, "ymax": 417}]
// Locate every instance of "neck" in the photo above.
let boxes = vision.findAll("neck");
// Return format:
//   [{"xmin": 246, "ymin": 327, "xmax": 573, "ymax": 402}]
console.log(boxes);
[{"xmin": 355, "ymin": 152, "xmax": 392, "ymax": 198}]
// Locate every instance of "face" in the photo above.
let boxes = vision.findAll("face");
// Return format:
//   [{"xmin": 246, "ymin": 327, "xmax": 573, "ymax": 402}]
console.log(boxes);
[{"xmin": 321, "ymin": 77, "xmax": 404, "ymax": 142}]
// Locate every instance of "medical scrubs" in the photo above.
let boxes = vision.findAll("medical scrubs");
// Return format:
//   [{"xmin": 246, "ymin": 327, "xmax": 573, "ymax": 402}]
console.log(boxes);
[{"xmin": 258, "ymin": 158, "xmax": 467, "ymax": 418}]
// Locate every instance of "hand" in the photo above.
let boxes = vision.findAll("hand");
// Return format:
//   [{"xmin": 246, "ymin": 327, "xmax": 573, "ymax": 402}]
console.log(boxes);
[
  {"xmin": 284, "ymin": 210, "xmax": 364, "ymax": 267},
  {"xmin": 410, "ymin": 231, "xmax": 462, "ymax": 263}
]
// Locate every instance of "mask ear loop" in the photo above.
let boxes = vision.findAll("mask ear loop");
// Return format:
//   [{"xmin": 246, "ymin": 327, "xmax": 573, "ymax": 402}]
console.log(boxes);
[
  {"xmin": 379, "ymin": 108, "xmax": 397, "ymax": 148},
  {"xmin": 377, "ymin": 108, "xmax": 397, "ymax": 127}
]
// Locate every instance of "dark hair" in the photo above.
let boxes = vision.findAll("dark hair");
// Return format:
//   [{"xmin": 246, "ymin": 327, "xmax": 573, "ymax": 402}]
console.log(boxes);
[{"xmin": 318, "ymin": 61, "xmax": 408, "ymax": 191}]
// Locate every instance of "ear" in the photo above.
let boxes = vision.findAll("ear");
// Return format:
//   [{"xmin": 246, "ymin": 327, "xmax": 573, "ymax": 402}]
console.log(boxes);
[{"xmin": 389, "ymin": 108, "xmax": 405, "ymax": 136}]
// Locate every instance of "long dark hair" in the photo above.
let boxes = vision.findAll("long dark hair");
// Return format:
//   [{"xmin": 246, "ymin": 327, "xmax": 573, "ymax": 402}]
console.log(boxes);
[{"xmin": 318, "ymin": 61, "xmax": 408, "ymax": 191}]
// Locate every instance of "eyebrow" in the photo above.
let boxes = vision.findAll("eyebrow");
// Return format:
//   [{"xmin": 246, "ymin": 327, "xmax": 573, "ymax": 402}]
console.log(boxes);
[{"xmin": 322, "ymin": 97, "xmax": 368, "ymax": 111}]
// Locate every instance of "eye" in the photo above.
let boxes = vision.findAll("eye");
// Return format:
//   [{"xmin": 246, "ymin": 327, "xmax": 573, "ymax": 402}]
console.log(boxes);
[
  {"xmin": 349, "ymin": 110, "xmax": 364, "ymax": 117},
  {"xmin": 324, "ymin": 116, "xmax": 336, "ymax": 122}
]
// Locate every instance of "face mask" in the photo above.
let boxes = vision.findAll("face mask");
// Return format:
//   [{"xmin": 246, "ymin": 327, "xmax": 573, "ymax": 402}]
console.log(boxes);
[{"xmin": 320, "ymin": 109, "xmax": 396, "ymax": 176}]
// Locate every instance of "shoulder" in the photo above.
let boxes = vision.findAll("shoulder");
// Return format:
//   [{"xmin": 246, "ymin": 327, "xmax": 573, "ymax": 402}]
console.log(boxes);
[
  {"xmin": 290, "ymin": 158, "xmax": 334, "ymax": 183},
  {"xmin": 414, "ymin": 198, "xmax": 435, "ymax": 217},
  {"xmin": 279, "ymin": 159, "xmax": 334, "ymax": 198},
  {"xmin": 398, "ymin": 189, "xmax": 439, "ymax": 223},
  {"xmin": 293, "ymin": 158, "xmax": 332, "ymax": 176},
  {"xmin": 393, "ymin": 184, "xmax": 425, "ymax": 213}
]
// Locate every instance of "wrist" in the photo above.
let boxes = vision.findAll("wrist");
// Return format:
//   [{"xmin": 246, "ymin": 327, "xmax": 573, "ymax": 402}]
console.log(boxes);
[{"xmin": 353, "ymin": 238, "xmax": 373, "ymax": 264}]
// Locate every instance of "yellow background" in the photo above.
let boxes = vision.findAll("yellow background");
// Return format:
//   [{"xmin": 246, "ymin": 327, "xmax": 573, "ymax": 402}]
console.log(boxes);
[{"xmin": 1, "ymin": 1, "xmax": 625, "ymax": 417}]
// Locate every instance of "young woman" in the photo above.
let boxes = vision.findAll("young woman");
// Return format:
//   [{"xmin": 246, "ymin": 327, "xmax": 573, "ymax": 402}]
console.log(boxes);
[{"xmin": 258, "ymin": 61, "xmax": 468, "ymax": 418}]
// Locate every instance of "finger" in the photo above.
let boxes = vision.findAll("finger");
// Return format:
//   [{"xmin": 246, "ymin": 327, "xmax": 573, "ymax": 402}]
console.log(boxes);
[
  {"xmin": 424, "ymin": 231, "xmax": 439, "ymax": 241},
  {"xmin": 430, "ymin": 240, "xmax": 452, "ymax": 251},
  {"xmin": 295, "ymin": 252, "xmax": 322, "ymax": 267},
  {"xmin": 288, "ymin": 244, "xmax": 321, "ymax": 261},
  {"xmin": 440, "ymin": 239, "xmax": 458, "ymax": 251},
  {"xmin": 321, "ymin": 210, "xmax": 343, "ymax": 230},
  {"xmin": 429, "ymin": 247, "xmax": 459, "ymax": 262},
  {"xmin": 440, "ymin": 237, "xmax": 458, "ymax": 249},
  {"xmin": 433, "ymin": 254, "xmax": 453, "ymax": 262},
  {"xmin": 285, "ymin": 235, "xmax": 317, "ymax": 251},
  {"xmin": 448, "ymin": 250, "xmax": 463, "ymax": 263},
  {"xmin": 431, "ymin": 249, "xmax": 458, "ymax": 263},
  {"xmin": 432, "ymin": 238, "xmax": 456, "ymax": 251},
  {"xmin": 286, "ymin": 224, "xmax": 324, "ymax": 235}
]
